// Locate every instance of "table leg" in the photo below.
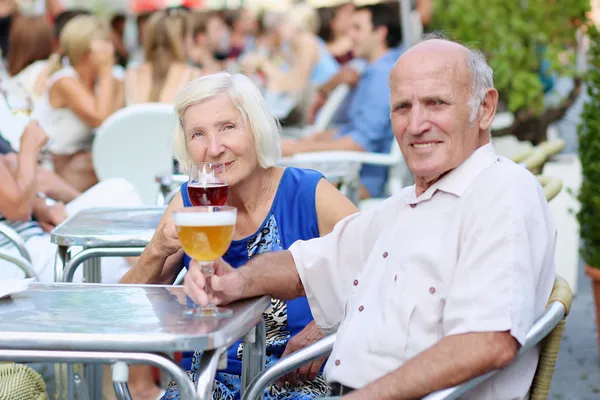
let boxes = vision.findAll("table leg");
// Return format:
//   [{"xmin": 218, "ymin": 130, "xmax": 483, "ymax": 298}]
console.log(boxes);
[
  {"xmin": 85, "ymin": 363, "xmax": 103, "ymax": 400},
  {"xmin": 240, "ymin": 320, "xmax": 266, "ymax": 397},
  {"xmin": 195, "ymin": 348, "xmax": 225, "ymax": 399},
  {"xmin": 55, "ymin": 245, "xmax": 70, "ymax": 282},
  {"xmin": 62, "ymin": 247, "xmax": 144, "ymax": 283},
  {"xmin": 82, "ymin": 250, "xmax": 102, "ymax": 284}
]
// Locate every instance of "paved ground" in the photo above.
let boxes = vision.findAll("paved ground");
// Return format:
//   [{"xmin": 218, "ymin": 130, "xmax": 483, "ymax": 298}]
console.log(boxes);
[
  {"xmin": 549, "ymin": 259, "xmax": 600, "ymax": 399},
  {"xmin": 549, "ymin": 79, "xmax": 600, "ymax": 399}
]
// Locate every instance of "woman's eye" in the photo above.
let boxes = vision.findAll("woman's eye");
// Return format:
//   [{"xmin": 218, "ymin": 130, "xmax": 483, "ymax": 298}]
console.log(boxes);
[
  {"xmin": 223, "ymin": 124, "xmax": 235, "ymax": 131},
  {"xmin": 192, "ymin": 132, "xmax": 204, "ymax": 139}
]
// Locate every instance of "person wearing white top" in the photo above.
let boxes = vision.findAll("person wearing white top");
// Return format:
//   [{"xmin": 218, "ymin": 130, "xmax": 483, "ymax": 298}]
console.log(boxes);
[
  {"xmin": 182, "ymin": 34, "xmax": 557, "ymax": 400},
  {"xmin": 33, "ymin": 15, "xmax": 123, "ymax": 192}
]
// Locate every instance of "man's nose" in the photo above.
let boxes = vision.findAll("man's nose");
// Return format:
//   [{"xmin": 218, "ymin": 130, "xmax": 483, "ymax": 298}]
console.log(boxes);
[{"xmin": 407, "ymin": 106, "xmax": 431, "ymax": 136}]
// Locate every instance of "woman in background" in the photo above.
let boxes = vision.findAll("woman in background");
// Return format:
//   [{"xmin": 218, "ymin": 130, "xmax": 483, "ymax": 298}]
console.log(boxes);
[
  {"xmin": 6, "ymin": 16, "xmax": 55, "ymax": 102},
  {"xmin": 33, "ymin": 15, "xmax": 122, "ymax": 191},
  {"xmin": 317, "ymin": 2, "xmax": 355, "ymax": 65},
  {"xmin": 124, "ymin": 9, "xmax": 202, "ymax": 105}
]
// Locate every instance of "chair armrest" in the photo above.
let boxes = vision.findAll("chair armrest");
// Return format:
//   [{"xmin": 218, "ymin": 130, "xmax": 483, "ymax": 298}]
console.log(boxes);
[
  {"xmin": 0, "ymin": 222, "xmax": 32, "ymax": 262},
  {"xmin": 242, "ymin": 334, "xmax": 336, "ymax": 400},
  {"xmin": 286, "ymin": 151, "xmax": 401, "ymax": 167},
  {"xmin": 0, "ymin": 249, "xmax": 37, "ymax": 279},
  {"xmin": 244, "ymin": 296, "xmax": 566, "ymax": 400},
  {"xmin": 423, "ymin": 300, "xmax": 566, "ymax": 400}
]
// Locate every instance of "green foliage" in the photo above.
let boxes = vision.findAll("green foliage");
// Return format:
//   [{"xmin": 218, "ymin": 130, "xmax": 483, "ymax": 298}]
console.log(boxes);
[
  {"xmin": 577, "ymin": 24, "xmax": 600, "ymax": 268},
  {"xmin": 430, "ymin": 0, "xmax": 589, "ymax": 115}
]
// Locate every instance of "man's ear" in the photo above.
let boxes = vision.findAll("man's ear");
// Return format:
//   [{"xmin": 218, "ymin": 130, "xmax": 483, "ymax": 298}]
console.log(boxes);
[{"xmin": 478, "ymin": 88, "xmax": 499, "ymax": 131}]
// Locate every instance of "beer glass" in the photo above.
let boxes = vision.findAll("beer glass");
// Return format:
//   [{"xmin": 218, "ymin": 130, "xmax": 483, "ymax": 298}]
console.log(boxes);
[
  {"xmin": 174, "ymin": 206, "xmax": 237, "ymax": 318},
  {"xmin": 187, "ymin": 163, "xmax": 229, "ymax": 206}
]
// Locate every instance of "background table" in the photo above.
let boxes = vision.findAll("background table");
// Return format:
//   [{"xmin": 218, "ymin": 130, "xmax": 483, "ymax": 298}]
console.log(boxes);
[
  {"xmin": 0, "ymin": 283, "xmax": 269, "ymax": 399},
  {"xmin": 51, "ymin": 207, "xmax": 164, "ymax": 283}
]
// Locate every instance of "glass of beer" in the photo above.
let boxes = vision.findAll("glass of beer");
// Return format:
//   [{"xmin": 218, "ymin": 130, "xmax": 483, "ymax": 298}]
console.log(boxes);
[
  {"xmin": 174, "ymin": 206, "xmax": 237, "ymax": 318},
  {"xmin": 188, "ymin": 163, "xmax": 229, "ymax": 206}
]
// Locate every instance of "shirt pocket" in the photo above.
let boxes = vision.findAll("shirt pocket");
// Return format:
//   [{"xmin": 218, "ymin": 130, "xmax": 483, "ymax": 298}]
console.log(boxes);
[
  {"xmin": 403, "ymin": 276, "xmax": 446, "ymax": 360},
  {"xmin": 365, "ymin": 272, "xmax": 416, "ymax": 365}
]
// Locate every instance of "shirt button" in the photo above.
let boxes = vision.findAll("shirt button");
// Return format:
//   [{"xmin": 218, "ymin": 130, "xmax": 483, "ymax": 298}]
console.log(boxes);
[
  {"xmin": 410, "ymin": 203, "xmax": 417, "ymax": 208},
  {"xmin": 358, "ymin": 305, "xmax": 364, "ymax": 312},
  {"xmin": 394, "ymin": 274, "xmax": 397, "ymax": 282},
  {"xmin": 353, "ymin": 280, "xmax": 358, "ymax": 286},
  {"xmin": 429, "ymin": 287, "xmax": 436, "ymax": 294},
  {"xmin": 335, "ymin": 359, "xmax": 341, "ymax": 366},
  {"xmin": 383, "ymin": 252, "xmax": 388, "ymax": 258}
]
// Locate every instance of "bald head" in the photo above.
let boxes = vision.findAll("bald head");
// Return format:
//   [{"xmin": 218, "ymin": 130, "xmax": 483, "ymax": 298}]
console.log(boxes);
[
  {"xmin": 392, "ymin": 37, "xmax": 494, "ymax": 121},
  {"xmin": 388, "ymin": 34, "xmax": 499, "ymax": 195}
]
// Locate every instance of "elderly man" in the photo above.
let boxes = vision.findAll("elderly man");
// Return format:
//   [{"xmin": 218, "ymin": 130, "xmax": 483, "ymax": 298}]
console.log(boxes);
[{"xmin": 184, "ymin": 35, "xmax": 556, "ymax": 399}]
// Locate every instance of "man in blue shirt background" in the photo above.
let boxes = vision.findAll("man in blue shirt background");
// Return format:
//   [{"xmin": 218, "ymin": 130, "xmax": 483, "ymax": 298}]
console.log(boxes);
[{"xmin": 281, "ymin": 3, "xmax": 403, "ymax": 199}]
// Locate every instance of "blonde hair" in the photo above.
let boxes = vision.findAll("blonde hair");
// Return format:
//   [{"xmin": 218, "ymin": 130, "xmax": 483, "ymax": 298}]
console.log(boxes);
[
  {"xmin": 48, "ymin": 15, "xmax": 109, "ymax": 75},
  {"xmin": 286, "ymin": 3, "xmax": 320, "ymax": 34},
  {"xmin": 173, "ymin": 73, "xmax": 281, "ymax": 174},
  {"xmin": 143, "ymin": 10, "xmax": 188, "ymax": 102}
]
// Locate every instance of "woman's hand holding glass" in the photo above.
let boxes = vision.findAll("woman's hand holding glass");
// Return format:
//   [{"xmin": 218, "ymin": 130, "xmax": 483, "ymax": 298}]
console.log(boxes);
[{"xmin": 152, "ymin": 212, "xmax": 182, "ymax": 257}]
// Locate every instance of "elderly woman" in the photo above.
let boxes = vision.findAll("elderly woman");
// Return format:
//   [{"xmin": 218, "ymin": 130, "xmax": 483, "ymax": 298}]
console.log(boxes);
[{"xmin": 120, "ymin": 72, "xmax": 357, "ymax": 399}]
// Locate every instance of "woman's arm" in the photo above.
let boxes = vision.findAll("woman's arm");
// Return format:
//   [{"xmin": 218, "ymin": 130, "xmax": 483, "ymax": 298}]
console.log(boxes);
[
  {"xmin": 315, "ymin": 178, "xmax": 359, "ymax": 236},
  {"xmin": 0, "ymin": 122, "xmax": 48, "ymax": 221},
  {"xmin": 120, "ymin": 192, "xmax": 185, "ymax": 285},
  {"xmin": 52, "ymin": 73, "xmax": 114, "ymax": 128},
  {"xmin": 51, "ymin": 41, "xmax": 116, "ymax": 128},
  {"xmin": 261, "ymin": 33, "xmax": 319, "ymax": 93}
]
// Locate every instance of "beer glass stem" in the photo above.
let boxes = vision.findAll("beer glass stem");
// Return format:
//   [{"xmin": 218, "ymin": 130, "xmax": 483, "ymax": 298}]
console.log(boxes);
[{"xmin": 200, "ymin": 261, "xmax": 218, "ymax": 313}]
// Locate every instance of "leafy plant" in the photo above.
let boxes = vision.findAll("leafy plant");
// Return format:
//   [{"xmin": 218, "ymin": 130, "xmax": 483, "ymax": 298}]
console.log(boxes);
[
  {"xmin": 431, "ymin": 0, "xmax": 589, "ymax": 143},
  {"xmin": 577, "ymin": 23, "xmax": 600, "ymax": 269}
]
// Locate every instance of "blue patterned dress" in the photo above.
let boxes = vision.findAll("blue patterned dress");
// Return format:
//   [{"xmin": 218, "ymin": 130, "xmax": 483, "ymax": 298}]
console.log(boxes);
[{"xmin": 163, "ymin": 167, "xmax": 330, "ymax": 400}]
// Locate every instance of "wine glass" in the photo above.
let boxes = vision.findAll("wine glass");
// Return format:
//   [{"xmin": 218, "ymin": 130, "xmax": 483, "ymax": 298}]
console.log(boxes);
[
  {"xmin": 173, "ymin": 206, "xmax": 237, "ymax": 318},
  {"xmin": 187, "ymin": 163, "xmax": 229, "ymax": 206}
]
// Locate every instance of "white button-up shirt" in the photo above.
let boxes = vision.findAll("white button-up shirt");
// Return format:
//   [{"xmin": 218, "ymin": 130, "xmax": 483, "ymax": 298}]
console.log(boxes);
[{"xmin": 290, "ymin": 143, "xmax": 556, "ymax": 400}]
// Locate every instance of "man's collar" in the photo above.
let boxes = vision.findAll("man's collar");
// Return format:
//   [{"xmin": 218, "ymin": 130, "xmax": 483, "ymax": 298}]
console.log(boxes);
[{"xmin": 408, "ymin": 143, "xmax": 499, "ymax": 204}]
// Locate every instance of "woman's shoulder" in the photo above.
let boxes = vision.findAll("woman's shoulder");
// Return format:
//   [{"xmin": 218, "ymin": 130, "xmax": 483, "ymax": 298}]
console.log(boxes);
[{"xmin": 280, "ymin": 166, "xmax": 324, "ymax": 186}]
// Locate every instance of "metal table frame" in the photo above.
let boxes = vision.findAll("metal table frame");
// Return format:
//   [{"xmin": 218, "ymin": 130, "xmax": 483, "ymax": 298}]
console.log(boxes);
[
  {"xmin": 50, "ymin": 207, "xmax": 165, "ymax": 283},
  {"xmin": 0, "ymin": 284, "xmax": 269, "ymax": 400}
]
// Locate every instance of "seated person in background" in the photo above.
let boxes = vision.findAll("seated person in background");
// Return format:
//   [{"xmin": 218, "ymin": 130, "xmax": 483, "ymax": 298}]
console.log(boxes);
[
  {"xmin": 6, "ymin": 15, "xmax": 55, "ymax": 102},
  {"xmin": 224, "ymin": 8, "xmax": 258, "ymax": 60},
  {"xmin": 281, "ymin": 4, "xmax": 404, "ymax": 199},
  {"xmin": 317, "ymin": 2, "xmax": 356, "ymax": 65},
  {"xmin": 124, "ymin": 9, "xmax": 202, "ymax": 105},
  {"xmin": 184, "ymin": 35, "xmax": 557, "ymax": 400},
  {"xmin": 120, "ymin": 72, "xmax": 358, "ymax": 400},
  {"xmin": 0, "ymin": 122, "xmax": 143, "ymax": 283},
  {"xmin": 242, "ymin": 3, "xmax": 339, "ymax": 122},
  {"xmin": 186, "ymin": 11, "xmax": 231, "ymax": 74},
  {"xmin": 32, "ymin": 15, "xmax": 123, "ymax": 192}
]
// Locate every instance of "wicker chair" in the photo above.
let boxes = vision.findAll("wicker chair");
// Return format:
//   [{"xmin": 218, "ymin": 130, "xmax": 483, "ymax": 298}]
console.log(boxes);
[
  {"xmin": 519, "ymin": 139, "xmax": 566, "ymax": 175},
  {"xmin": 0, "ymin": 363, "xmax": 47, "ymax": 400},
  {"xmin": 242, "ymin": 276, "xmax": 573, "ymax": 400},
  {"xmin": 537, "ymin": 176, "xmax": 563, "ymax": 202}
]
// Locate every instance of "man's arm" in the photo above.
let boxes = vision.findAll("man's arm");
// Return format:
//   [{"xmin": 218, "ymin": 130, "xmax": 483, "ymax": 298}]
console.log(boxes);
[{"xmin": 345, "ymin": 331, "xmax": 518, "ymax": 400}]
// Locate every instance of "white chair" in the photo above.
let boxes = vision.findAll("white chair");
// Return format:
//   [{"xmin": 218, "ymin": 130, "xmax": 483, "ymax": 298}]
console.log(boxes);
[
  {"xmin": 92, "ymin": 103, "xmax": 178, "ymax": 205},
  {"xmin": 0, "ymin": 222, "xmax": 37, "ymax": 279},
  {"xmin": 281, "ymin": 84, "xmax": 352, "ymax": 139},
  {"xmin": 282, "ymin": 139, "xmax": 406, "ymax": 208}
]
